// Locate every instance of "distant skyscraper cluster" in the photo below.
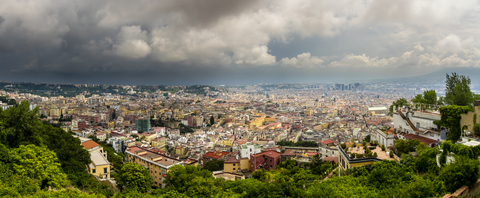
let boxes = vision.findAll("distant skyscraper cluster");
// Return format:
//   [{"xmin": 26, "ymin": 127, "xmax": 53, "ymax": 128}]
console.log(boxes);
[{"xmin": 334, "ymin": 83, "xmax": 360, "ymax": 91}]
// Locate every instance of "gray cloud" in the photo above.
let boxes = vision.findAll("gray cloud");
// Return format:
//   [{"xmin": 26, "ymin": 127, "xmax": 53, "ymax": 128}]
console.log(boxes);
[{"xmin": 1, "ymin": 0, "xmax": 480, "ymax": 85}]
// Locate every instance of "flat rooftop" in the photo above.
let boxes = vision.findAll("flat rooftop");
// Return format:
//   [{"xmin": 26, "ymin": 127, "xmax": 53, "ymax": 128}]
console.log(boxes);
[
  {"xmin": 90, "ymin": 151, "xmax": 109, "ymax": 166},
  {"xmin": 347, "ymin": 145, "xmax": 392, "ymax": 160},
  {"xmin": 213, "ymin": 172, "xmax": 243, "ymax": 181}
]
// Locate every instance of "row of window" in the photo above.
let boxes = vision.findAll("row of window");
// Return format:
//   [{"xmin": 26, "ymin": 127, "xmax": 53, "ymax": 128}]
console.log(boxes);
[{"xmin": 92, "ymin": 167, "xmax": 108, "ymax": 174}]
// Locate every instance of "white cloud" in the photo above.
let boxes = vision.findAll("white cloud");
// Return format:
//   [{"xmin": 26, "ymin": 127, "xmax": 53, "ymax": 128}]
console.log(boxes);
[
  {"xmin": 327, "ymin": 43, "xmax": 480, "ymax": 68},
  {"xmin": 106, "ymin": 26, "xmax": 151, "ymax": 59},
  {"xmin": 329, "ymin": 54, "xmax": 398, "ymax": 68},
  {"xmin": 433, "ymin": 34, "xmax": 463, "ymax": 54},
  {"xmin": 280, "ymin": 52, "xmax": 325, "ymax": 68}
]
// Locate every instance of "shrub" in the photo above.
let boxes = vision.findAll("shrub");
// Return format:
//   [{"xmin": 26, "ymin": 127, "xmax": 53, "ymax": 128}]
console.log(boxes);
[
  {"xmin": 474, "ymin": 124, "xmax": 480, "ymax": 136},
  {"xmin": 389, "ymin": 151, "xmax": 394, "ymax": 158},
  {"xmin": 439, "ymin": 152, "xmax": 447, "ymax": 165}
]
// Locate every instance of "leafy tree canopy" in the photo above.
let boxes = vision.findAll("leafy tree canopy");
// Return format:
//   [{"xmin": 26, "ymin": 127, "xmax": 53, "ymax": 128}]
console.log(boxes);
[
  {"xmin": 434, "ymin": 105, "xmax": 471, "ymax": 142},
  {"xmin": 277, "ymin": 141, "xmax": 318, "ymax": 147},
  {"xmin": 388, "ymin": 98, "xmax": 409, "ymax": 116},
  {"xmin": 116, "ymin": 163, "xmax": 154, "ymax": 193},
  {"xmin": 9, "ymin": 144, "xmax": 70, "ymax": 189},
  {"xmin": 444, "ymin": 72, "xmax": 475, "ymax": 107}
]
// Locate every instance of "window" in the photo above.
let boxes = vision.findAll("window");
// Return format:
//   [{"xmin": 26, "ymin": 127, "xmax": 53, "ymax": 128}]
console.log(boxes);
[
  {"xmin": 233, "ymin": 168, "xmax": 235, "ymax": 170},
  {"xmin": 104, "ymin": 168, "xmax": 107, "ymax": 173},
  {"xmin": 92, "ymin": 169, "xmax": 96, "ymax": 173},
  {"xmin": 233, "ymin": 164, "xmax": 235, "ymax": 166},
  {"xmin": 270, "ymin": 159, "xmax": 272, "ymax": 162}
]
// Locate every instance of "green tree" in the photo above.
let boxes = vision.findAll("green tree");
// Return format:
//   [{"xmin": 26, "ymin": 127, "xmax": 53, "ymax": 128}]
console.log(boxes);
[
  {"xmin": 439, "ymin": 156, "xmax": 480, "ymax": 192},
  {"xmin": 401, "ymin": 175, "xmax": 447, "ymax": 197},
  {"xmin": 444, "ymin": 72, "xmax": 475, "ymax": 106},
  {"xmin": 393, "ymin": 139, "xmax": 419, "ymax": 155},
  {"xmin": 0, "ymin": 101, "xmax": 43, "ymax": 148},
  {"xmin": 423, "ymin": 90, "xmax": 438, "ymax": 105},
  {"xmin": 368, "ymin": 160, "xmax": 414, "ymax": 189},
  {"xmin": 412, "ymin": 94, "xmax": 425, "ymax": 104},
  {"xmin": 389, "ymin": 98, "xmax": 408, "ymax": 116},
  {"xmin": 164, "ymin": 165, "xmax": 224, "ymax": 197},
  {"xmin": 435, "ymin": 105, "xmax": 471, "ymax": 142},
  {"xmin": 415, "ymin": 144, "xmax": 440, "ymax": 173},
  {"xmin": 9, "ymin": 144, "xmax": 69, "ymax": 189},
  {"xmin": 204, "ymin": 160, "xmax": 224, "ymax": 172},
  {"xmin": 351, "ymin": 166, "xmax": 368, "ymax": 177},
  {"xmin": 364, "ymin": 135, "xmax": 371, "ymax": 143},
  {"xmin": 210, "ymin": 116, "xmax": 214, "ymax": 125},
  {"xmin": 277, "ymin": 159, "xmax": 298, "ymax": 170},
  {"xmin": 7, "ymin": 99, "xmax": 16, "ymax": 106},
  {"xmin": 116, "ymin": 163, "xmax": 154, "ymax": 193},
  {"xmin": 474, "ymin": 124, "xmax": 480, "ymax": 136}
]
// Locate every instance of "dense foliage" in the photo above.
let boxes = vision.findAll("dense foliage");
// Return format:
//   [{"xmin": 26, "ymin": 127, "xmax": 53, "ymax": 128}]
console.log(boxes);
[
  {"xmin": 277, "ymin": 141, "xmax": 318, "ymax": 147},
  {"xmin": 116, "ymin": 163, "xmax": 154, "ymax": 193},
  {"xmin": 434, "ymin": 105, "xmax": 471, "ymax": 142},
  {"xmin": 444, "ymin": 72, "xmax": 475, "ymax": 107},
  {"xmin": 412, "ymin": 90, "xmax": 441, "ymax": 110},
  {"xmin": 392, "ymin": 139, "xmax": 420, "ymax": 156},
  {"xmin": 0, "ymin": 101, "xmax": 116, "ymax": 197},
  {"xmin": 204, "ymin": 160, "xmax": 224, "ymax": 172},
  {"xmin": 388, "ymin": 98, "xmax": 408, "ymax": 116}
]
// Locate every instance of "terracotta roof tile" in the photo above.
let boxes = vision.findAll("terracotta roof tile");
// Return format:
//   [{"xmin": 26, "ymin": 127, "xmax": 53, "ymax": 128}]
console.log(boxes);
[
  {"xmin": 81, "ymin": 140, "xmax": 99, "ymax": 150},
  {"xmin": 224, "ymin": 156, "xmax": 240, "ymax": 163}
]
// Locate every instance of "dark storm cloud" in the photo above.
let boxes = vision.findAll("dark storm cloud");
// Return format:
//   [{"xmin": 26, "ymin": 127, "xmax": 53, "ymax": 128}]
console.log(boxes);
[{"xmin": 0, "ymin": 0, "xmax": 480, "ymax": 85}]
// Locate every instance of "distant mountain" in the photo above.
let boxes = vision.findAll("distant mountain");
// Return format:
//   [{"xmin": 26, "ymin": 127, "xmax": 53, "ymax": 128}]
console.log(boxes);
[{"xmin": 415, "ymin": 67, "xmax": 480, "ymax": 81}]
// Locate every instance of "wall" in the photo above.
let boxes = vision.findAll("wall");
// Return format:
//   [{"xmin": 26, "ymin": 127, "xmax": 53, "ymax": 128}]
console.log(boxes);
[
  {"xmin": 240, "ymin": 158, "xmax": 250, "ymax": 170},
  {"xmin": 90, "ymin": 164, "xmax": 110, "ymax": 179},
  {"xmin": 250, "ymin": 155, "xmax": 280, "ymax": 172},
  {"xmin": 460, "ymin": 106, "xmax": 480, "ymax": 132},
  {"xmin": 125, "ymin": 152, "xmax": 167, "ymax": 186},
  {"xmin": 224, "ymin": 162, "xmax": 240, "ymax": 173}
]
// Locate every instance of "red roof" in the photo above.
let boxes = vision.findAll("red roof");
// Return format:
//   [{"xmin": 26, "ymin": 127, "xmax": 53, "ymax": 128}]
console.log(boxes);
[
  {"xmin": 203, "ymin": 151, "xmax": 231, "ymax": 159},
  {"xmin": 252, "ymin": 150, "xmax": 282, "ymax": 158},
  {"xmin": 224, "ymin": 156, "xmax": 240, "ymax": 163},
  {"xmin": 81, "ymin": 140, "xmax": 99, "ymax": 150},
  {"xmin": 283, "ymin": 150, "xmax": 296, "ymax": 155},
  {"xmin": 321, "ymin": 140, "xmax": 334, "ymax": 145},
  {"xmin": 403, "ymin": 134, "xmax": 438, "ymax": 145},
  {"xmin": 127, "ymin": 146, "xmax": 142, "ymax": 152}
]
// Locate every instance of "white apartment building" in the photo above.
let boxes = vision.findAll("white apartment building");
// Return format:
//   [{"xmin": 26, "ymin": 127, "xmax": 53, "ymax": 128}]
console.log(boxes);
[
  {"xmin": 239, "ymin": 142, "xmax": 261, "ymax": 159},
  {"xmin": 393, "ymin": 107, "xmax": 445, "ymax": 147}
]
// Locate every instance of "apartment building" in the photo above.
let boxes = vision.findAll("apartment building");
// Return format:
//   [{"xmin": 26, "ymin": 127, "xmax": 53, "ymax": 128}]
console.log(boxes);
[
  {"xmin": 393, "ymin": 107, "xmax": 445, "ymax": 146},
  {"xmin": 125, "ymin": 146, "xmax": 183, "ymax": 186}
]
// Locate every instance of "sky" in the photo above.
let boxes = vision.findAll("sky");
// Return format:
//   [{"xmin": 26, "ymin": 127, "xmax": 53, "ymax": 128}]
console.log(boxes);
[{"xmin": 2, "ymin": 0, "xmax": 480, "ymax": 85}]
